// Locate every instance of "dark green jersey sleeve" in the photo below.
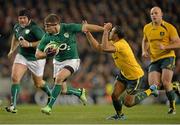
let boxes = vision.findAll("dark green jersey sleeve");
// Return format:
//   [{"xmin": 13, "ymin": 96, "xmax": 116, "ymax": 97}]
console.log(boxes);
[
  {"xmin": 31, "ymin": 26, "xmax": 45, "ymax": 40},
  {"xmin": 37, "ymin": 34, "xmax": 49, "ymax": 52},
  {"xmin": 63, "ymin": 23, "xmax": 82, "ymax": 33}
]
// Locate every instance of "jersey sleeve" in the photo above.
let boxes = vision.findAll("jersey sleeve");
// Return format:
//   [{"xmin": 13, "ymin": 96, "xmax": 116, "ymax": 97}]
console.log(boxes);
[
  {"xmin": 64, "ymin": 23, "xmax": 83, "ymax": 33},
  {"xmin": 31, "ymin": 26, "xmax": 45, "ymax": 40},
  {"xmin": 143, "ymin": 25, "xmax": 147, "ymax": 39},
  {"xmin": 37, "ymin": 34, "xmax": 49, "ymax": 52},
  {"xmin": 169, "ymin": 24, "xmax": 179, "ymax": 39}
]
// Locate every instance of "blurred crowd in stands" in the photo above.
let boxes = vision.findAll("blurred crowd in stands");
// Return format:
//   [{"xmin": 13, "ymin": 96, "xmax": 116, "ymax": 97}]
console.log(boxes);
[{"xmin": 0, "ymin": 0, "xmax": 179, "ymax": 104}]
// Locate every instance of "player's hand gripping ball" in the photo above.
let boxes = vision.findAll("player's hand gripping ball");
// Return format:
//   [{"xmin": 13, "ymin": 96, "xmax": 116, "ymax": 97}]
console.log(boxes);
[{"xmin": 44, "ymin": 42, "xmax": 60, "ymax": 57}]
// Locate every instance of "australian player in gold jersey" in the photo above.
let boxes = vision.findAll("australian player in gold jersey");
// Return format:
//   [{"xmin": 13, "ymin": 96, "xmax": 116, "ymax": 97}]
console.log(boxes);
[
  {"xmin": 85, "ymin": 22, "xmax": 158, "ymax": 120},
  {"xmin": 142, "ymin": 6, "xmax": 180, "ymax": 114}
]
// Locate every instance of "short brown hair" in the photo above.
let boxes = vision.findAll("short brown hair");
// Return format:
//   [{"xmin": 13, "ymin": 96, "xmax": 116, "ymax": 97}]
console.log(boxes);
[{"xmin": 44, "ymin": 14, "xmax": 60, "ymax": 24}]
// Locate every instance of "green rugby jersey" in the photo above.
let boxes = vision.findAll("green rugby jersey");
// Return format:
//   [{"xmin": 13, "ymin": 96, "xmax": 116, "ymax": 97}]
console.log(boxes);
[
  {"xmin": 38, "ymin": 23, "xmax": 82, "ymax": 62},
  {"xmin": 13, "ymin": 21, "xmax": 45, "ymax": 61}
]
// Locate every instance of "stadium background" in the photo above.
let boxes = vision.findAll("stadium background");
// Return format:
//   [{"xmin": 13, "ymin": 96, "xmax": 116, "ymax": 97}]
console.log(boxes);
[{"xmin": 0, "ymin": 0, "xmax": 179, "ymax": 105}]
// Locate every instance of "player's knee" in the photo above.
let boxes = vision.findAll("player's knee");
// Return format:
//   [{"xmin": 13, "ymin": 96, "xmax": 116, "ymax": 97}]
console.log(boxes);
[
  {"xmin": 34, "ymin": 83, "xmax": 42, "ymax": 88},
  {"xmin": 111, "ymin": 93, "xmax": 119, "ymax": 101},
  {"xmin": 124, "ymin": 101, "xmax": 133, "ymax": 107},
  {"xmin": 11, "ymin": 75, "xmax": 20, "ymax": 83},
  {"xmin": 163, "ymin": 84, "xmax": 172, "ymax": 91},
  {"xmin": 34, "ymin": 80, "xmax": 44, "ymax": 88},
  {"xmin": 124, "ymin": 95, "xmax": 134, "ymax": 107},
  {"xmin": 161, "ymin": 77, "xmax": 171, "ymax": 85},
  {"xmin": 56, "ymin": 77, "xmax": 66, "ymax": 84},
  {"xmin": 162, "ymin": 80, "xmax": 172, "ymax": 90},
  {"xmin": 61, "ymin": 90, "xmax": 67, "ymax": 95}
]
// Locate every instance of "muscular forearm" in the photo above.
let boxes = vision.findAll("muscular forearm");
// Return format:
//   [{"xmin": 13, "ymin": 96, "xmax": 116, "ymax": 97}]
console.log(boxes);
[
  {"xmin": 86, "ymin": 32, "xmax": 102, "ymax": 52},
  {"xmin": 10, "ymin": 36, "xmax": 19, "ymax": 52},
  {"xmin": 142, "ymin": 39, "xmax": 149, "ymax": 53},
  {"xmin": 83, "ymin": 24, "xmax": 104, "ymax": 32},
  {"xmin": 102, "ymin": 30, "xmax": 109, "ymax": 49}
]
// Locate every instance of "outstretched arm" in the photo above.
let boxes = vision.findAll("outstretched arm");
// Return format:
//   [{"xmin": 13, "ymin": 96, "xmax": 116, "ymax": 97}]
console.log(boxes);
[
  {"xmin": 82, "ymin": 24, "xmax": 104, "ymax": 32},
  {"xmin": 85, "ymin": 32, "xmax": 103, "ymax": 52}
]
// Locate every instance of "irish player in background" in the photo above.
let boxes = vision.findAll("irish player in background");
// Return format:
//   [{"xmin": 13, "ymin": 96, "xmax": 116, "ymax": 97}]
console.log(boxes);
[
  {"xmin": 142, "ymin": 6, "xmax": 180, "ymax": 114},
  {"xmin": 85, "ymin": 22, "xmax": 158, "ymax": 120},
  {"xmin": 6, "ymin": 8, "xmax": 51, "ymax": 113},
  {"xmin": 35, "ymin": 14, "xmax": 104, "ymax": 115}
]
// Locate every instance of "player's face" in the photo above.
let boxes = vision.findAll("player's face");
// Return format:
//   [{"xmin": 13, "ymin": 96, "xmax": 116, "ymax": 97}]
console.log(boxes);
[
  {"xmin": 150, "ymin": 7, "xmax": 163, "ymax": 23},
  {"xmin": 109, "ymin": 27, "xmax": 115, "ymax": 40},
  {"xmin": 18, "ymin": 16, "xmax": 29, "ymax": 27},
  {"xmin": 44, "ymin": 23, "xmax": 58, "ymax": 34}
]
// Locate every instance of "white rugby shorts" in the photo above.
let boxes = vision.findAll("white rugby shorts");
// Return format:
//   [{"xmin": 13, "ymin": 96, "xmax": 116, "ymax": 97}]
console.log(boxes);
[
  {"xmin": 14, "ymin": 54, "xmax": 46, "ymax": 76},
  {"xmin": 53, "ymin": 59, "xmax": 80, "ymax": 78}
]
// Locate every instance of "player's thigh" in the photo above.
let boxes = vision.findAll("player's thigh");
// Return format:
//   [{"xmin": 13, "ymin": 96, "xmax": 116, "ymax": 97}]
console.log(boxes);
[
  {"xmin": 123, "ymin": 76, "xmax": 144, "ymax": 107},
  {"xmin": 125, "ymin": 76, "xmax": 144, "ymax": 95},
  {"xmin": 112, "ymin": 80, "xmax": 126, "ymax": 100},
  {"xmin": 54, "ymin": 59, "xmax": 80, "ymax": 84},
  {"xmin": 148, "ymin": 61, "xmax": 161, "ymax": 86},
  {"xmin": 161, "ymin": 57, "xmax": 175, "ymax": 90},
  {"xmin": 148, "ymin": 71, "xmax": 161, "ymax": 86},
  {"xmin": 32, "ymin": 74, "xmax": 44, "ymax": 87},
  {"xmin": 27, "ymin": 59, "xmax": 46, "ymax": 77},
  {"xmin": 12, "ymin": 54, "xmax": 28, "ymax": 82},
  {"xmin": 161, "ymin": 69, "xmax": 173, "ymax": 90},
  {"xmin": 55, "ymin": 68, "xmax": 71, "ymax": 84},
  {"xmin": 12, "ymin": 63, "xmax": 27, "ymax": 82}
]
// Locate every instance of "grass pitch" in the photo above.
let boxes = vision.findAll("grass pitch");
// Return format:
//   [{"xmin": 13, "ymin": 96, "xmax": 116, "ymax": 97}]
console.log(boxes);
[{"xmin": 0, "ymin": 104, "xmax": 180, "ymax": 124}]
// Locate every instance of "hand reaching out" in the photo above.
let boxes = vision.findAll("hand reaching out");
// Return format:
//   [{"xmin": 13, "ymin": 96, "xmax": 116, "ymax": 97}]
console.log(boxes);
[{"xmin": 104, "ymin": 23, "xmax": 112, "ymax": 31}]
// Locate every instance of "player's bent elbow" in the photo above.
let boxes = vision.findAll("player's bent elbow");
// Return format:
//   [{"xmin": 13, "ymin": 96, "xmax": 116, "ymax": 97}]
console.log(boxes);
[
  {"xmin": 35, "ymin": 54, "xmax": 41, "ymax": 59},
  {"xmin": 35, "ymin": 51, "xmax": 46, "ymax": 59}
]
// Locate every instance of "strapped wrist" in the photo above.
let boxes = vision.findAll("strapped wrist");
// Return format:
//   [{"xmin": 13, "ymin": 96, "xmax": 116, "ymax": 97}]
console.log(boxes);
[{"xmin": 29, "ymin": 43, "xmax": 33, "ymax": 47}]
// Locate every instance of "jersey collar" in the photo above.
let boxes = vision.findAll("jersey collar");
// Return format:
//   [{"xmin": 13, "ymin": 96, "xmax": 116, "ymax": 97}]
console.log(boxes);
[{"xmin": 151, "ymin": 20, "xmax": 164, "ymax": 27}]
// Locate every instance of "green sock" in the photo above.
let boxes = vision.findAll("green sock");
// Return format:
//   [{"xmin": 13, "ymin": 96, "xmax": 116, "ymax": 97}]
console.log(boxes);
[
  {"xmin": 40, "ymin": 82, "xmax": 51, "ymax": 97},
  {"xmin": 48, "ymin": 84, "xmax": 62, "ymax": 108},
  {"xmin": 166, "ymin": 90, "xmax": 176, "ymax": 109},
  {"xmin": 134, "ymin": 91, "xmax": 148, "ymax": 105},
  {"xmin": 112, "ymin": 98, "xmax": 123, "ymax": 115},
  {"xmin": 11, "ymin": 84, "xmax": 20, "ymax": 107},
  {"xmin": 66, "ymin": 86, "xmax": 81, "ymax": 97}
]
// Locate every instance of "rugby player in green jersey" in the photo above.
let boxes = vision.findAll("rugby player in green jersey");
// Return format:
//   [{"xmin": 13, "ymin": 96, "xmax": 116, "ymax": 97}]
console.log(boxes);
[
  {"xmin": 36, "ymin": 14, "xmax": 104, "ymax": 115},
  {"xmin": 6, "ymin": 8, "xmax": 51, "ymax": 113}
]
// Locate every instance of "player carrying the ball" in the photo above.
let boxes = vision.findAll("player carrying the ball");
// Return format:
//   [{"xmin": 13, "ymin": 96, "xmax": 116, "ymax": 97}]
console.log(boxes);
[{"xmin": 35, "ymin": 14, "xmax": 104, "ymax": 115}]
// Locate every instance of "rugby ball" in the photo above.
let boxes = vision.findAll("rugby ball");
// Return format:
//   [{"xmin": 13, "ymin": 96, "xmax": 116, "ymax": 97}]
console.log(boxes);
[{"xmin": 44, "ymin": 42, "xmax": 60, "ymax": 57}]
